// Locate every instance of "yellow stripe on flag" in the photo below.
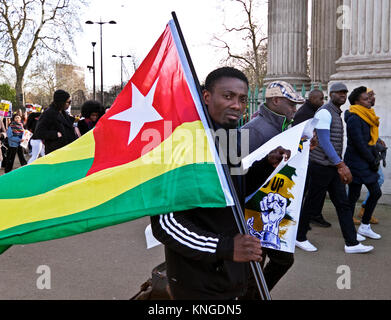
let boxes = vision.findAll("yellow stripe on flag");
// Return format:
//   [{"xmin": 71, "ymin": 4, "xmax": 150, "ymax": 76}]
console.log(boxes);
[
  {"xmin": 0, "ymin": 121, "xmax": 213, "ymax": 231},
  {"xmin": 31, "ymin": 130, "xmax": 95, "ymax": 165}
]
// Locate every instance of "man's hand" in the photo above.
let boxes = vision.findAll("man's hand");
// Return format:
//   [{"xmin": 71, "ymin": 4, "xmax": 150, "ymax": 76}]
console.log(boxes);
[
  {"xmin": 310, "ymin": 130, "xmax": 318, "ymax": 151},
  {"xmin": 57, "ymin": 132, "xmax": 62, "ymax": 138},
  {"xmin": 336, "ymin": 161, "xmax": 353, "ymax": 184},
  {"xmin": 379, "ymin": 139, "xmax": 386, "ymax": 148},
  {"xmin": 267, "ymin": 146, "xmax": 291, "ymax": 168},
  {"xmin": 233, "ymin": 234, "xmax": 263, "ymax": 263}
]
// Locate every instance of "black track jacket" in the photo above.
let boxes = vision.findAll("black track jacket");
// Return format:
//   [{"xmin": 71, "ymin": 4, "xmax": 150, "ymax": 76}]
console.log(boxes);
[{"xmin": 151, "ymin": 125, "xmax": 274, "ymax": 299}]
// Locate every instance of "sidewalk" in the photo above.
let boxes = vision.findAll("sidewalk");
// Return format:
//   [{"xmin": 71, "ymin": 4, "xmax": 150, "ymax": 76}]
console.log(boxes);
[
  {"xmin": 0, "ymin": 159, "xmax": 390, "ymax": 299},
  {"xmin": 272, "ymin": 200, "xmax": 391, "ymax": 300}
]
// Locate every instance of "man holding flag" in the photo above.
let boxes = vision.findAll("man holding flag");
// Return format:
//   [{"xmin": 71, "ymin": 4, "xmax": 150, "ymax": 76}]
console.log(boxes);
[
  {"xmin": 151, "ymin": 67, "xmax": 290, "ymax": 300},
  {"xmin": 0, "ymin": 16, "xmax": 288, "ymax": 299}
]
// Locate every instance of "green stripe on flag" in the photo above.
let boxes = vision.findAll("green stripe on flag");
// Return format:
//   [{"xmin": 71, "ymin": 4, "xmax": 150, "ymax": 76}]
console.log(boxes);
[
  {"xmin": 0, "ymin": 163, "xmax": 226, "ymax": 253},
  {"xmin": 0, "ymin": 158, "xmax": 94, "ymax": 199}
]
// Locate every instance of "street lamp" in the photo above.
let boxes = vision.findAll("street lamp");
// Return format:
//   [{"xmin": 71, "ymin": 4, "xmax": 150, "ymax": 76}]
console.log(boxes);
[
  {"xmin": 87, "ymin": 42, "xmax": 97, "ymax": 100},
  {"xmin": 112, "ymin": 54, "xmax": 132, "ymax": 91},
  {"xmin": 85, "ymin": 19, "xmax": 117, "ymax": 105}
]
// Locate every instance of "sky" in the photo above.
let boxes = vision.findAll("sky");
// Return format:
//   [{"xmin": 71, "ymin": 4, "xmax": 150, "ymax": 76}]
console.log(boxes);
[{"xmin": 74, "ymin": 0, "xmax": 268, "ymax": 92}]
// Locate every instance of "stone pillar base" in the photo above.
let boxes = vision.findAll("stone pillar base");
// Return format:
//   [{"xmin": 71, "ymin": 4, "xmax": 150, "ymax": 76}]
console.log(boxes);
[{"xmin": 331, "ymin": 57, "xmax": 391, "ymax": 80}]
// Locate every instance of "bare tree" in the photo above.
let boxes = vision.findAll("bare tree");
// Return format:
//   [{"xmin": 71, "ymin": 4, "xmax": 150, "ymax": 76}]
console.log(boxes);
[
  {"xmin": 213, "ymin": 0, "xmax": 268, "ymax": 89},
  {"xmin": 0, "ymin": 0, "xmax": 86, "ymax": 108}
]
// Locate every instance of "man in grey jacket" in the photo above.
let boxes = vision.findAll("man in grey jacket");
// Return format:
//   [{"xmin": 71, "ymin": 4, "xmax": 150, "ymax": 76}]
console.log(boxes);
[{"xmin": 241, "ymin": 80, "xmax": 305, "ymax": 294}]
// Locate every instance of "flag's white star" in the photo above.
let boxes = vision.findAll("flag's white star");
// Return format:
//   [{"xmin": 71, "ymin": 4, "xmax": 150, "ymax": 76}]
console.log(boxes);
[{"xmin": 109, "ymin": 79, "xmax": 163, "ymax": 145}]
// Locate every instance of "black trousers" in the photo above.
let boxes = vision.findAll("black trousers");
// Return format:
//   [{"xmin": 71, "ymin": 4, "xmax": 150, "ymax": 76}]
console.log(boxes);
[
  {"xmin": 296, "ymin": 162, "xmax": 358, "ymax": 246},
  {"xmin": 4, "ymin": 146, "xmax": 27, "ymax": 173},
  {"xmin": 348, "ymin": 182, "xmax": 382, "ymax": 224},
  {"xmin": 241, "ymin": 249, "xmax": 294, "ymax": 299}
]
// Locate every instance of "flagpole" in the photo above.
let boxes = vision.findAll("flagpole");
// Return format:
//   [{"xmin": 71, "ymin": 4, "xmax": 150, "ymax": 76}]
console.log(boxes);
[{"xmin": 171, "ymin": 11, "xmax": 271, "ymax": 301}]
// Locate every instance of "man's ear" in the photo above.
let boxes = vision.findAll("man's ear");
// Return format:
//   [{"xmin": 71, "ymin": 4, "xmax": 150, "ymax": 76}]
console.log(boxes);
[
  {"xmin": 203, "ymin": 90, "xmax": 211, "ymax": 105},
  {"xmin": 270, "ymin": 97, "xmax": 280, "ymax": 106}
]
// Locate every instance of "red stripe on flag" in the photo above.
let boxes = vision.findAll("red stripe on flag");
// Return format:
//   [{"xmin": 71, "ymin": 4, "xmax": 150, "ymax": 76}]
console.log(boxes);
[{"xmin": 87, "ymin": 25, "xmax": 201, "ymax": 175}]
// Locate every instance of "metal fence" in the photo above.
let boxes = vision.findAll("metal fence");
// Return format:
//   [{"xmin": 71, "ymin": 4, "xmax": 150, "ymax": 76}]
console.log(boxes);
[{"xmin": 239, "ymin": 83, "xmax": 327, "ymax": 127}]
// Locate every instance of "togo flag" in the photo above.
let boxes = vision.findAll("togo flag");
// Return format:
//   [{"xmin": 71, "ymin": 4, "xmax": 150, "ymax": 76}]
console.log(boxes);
[
  {"xmin": 242, "ymin": 119, "xmax": 316, "ymax": 253},
  {"xmin": 0, "ymin": 19, "xmax": 234, "ymax": 254}
]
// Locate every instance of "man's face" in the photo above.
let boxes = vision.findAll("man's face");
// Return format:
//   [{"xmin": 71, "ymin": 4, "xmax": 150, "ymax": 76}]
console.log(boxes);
[
  {"xmin": 357, "ymin": 92, "xmax": 371, "ymax": 108},
  {"xmin": 273, "ymin": 97, "xmax": 297, "ymax": 122},
  {"xmin": 368, "ymin": 91, "xmax": 376, "ymax": 106},
  {"xmin": 89, "ymin": 112, "xmax": 99, "ymax": 122},
  {"xmin": 64, "ymin": 98, "xmax": 72, "ymax": 111},
  {"xmin": 203, "ymin": 77, "xmax": 248, "ymax": 129},
  {"xmin": 309, "ymin": 93, "xmax": 325, "ymax": 109},
  {"xmin": 330, "ymin": 91, "xmax": 348, "ymax": 106}
]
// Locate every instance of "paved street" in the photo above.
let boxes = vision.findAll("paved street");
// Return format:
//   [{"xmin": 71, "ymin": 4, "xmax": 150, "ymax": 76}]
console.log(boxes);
[
  {"xmin": 0, "ymin": 198, "xmax": 390, "ymax": 300},
  {"xmin": 1, "ymin": 159, "xmax": 391, "ymax": 300}
]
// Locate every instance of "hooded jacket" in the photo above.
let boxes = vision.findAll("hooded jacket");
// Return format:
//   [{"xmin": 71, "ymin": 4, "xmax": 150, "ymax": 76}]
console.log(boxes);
[{"xmin": 344, "ymin": 110, "xmax": 379, "ymax": 184}]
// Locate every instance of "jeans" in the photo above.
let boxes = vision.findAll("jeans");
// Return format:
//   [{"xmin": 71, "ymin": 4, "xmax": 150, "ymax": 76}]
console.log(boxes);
[
  {"xmin": 362, "ymin": 167, "xmax": 384, "ymax": 206},
  {"xmin": 297, "ymin": 162, "xmax": 358, "ymax": 246},
  {"xmin": 348, "ymin": 182, "xmax": 382, "ymax": 224}
]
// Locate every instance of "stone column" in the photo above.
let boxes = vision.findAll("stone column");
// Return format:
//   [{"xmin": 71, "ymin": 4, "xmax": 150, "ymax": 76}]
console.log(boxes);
[
  {"xmin": 330, "ymin": 0, "xmax": 391, "ymax": 80},
  {"xmin": 330, "ymin": 0, "xmax": 391, "ymax": 203},
  {"xmin": 310, "ymin": 0, "xmax": 343, "ymax": 86},
  {"xmin": 264, "ymin": 0, "xmax": 311, "ymax": 86}
]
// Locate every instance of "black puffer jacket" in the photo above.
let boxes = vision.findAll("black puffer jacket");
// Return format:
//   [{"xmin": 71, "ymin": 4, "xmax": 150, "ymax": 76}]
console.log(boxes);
[
  {"xmin": 344, "ymin": 110, "xmax": 379, "ymax": 184},
  {"xmin": 34, "ymin": 105, "xmax": 77, "ymax": 154},
  {"xmin": 151, "ymin": 127, "xmax": 274, "ymax": 299}
]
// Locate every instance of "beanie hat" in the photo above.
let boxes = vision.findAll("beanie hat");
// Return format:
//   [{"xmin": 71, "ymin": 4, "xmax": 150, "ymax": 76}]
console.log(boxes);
[{"xmin": 53, "ymin": 90, "xmax": 70, "ymax": 104}]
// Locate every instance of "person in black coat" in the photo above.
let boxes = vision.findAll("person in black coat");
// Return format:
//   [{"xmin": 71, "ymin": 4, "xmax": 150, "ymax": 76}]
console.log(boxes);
[
  {"xmin": 293, "ymin": 89, "xmax": 332, "ymax": 228},
  {"xmin": 344, "ymin": 86, "xmax": 382, "ymax": 240},
  {"xmin": 77, "ymin": 100, "xmax": 104, "ymax": 136},
  {"xmin": 292, "ymin": 89, "xmax": 324, "ymax": 126},
  {"xmin": 34, "ymin": 90, "xmax": 77, "ymax": 155}
]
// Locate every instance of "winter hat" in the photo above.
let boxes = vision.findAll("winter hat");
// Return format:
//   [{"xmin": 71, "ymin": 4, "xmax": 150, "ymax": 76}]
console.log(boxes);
[
  {"xmin": 53, "ymin": 90, "xmax": 70, "ymax": 104},
  {"xmin": 265, "ymin": 81, "xmax": 305, "ymax": 104}
]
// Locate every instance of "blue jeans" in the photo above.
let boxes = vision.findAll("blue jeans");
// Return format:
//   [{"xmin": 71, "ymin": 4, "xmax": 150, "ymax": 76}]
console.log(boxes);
[{"xmin": 362, "ymin": 167, "xmax": 384, "ymax": 206}]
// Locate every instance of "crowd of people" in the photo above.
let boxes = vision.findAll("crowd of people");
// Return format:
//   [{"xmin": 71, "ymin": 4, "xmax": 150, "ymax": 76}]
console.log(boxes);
[
  {"xmin": 0, "ymin": 69, "xmax": 387, "ymax": 300},
  {"xmin": 0, "ymin": 90, "xmax": 105, "ymax": 173},
  {"xmin": 151, "ymin": 67, "xmax": 387, "ymax": 300}
]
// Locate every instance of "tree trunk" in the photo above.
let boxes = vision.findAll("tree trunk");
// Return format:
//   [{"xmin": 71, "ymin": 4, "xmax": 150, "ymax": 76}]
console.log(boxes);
[{"xmin": 15, "ymin": 70, "xmax": 25, "ymax": 109}]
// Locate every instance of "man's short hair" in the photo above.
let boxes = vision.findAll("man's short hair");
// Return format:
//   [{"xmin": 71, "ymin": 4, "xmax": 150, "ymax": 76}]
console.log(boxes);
[
  {"xmin": 348, "ymin": 86, "xmax": 367, "ymax": 105},
  {"xmin": 204, "ymin": 67, "xmax": 248, "ymax": 92},
  {"xmin": 308, "ymin": 89, "xmax": 324, "ymax": 98}
]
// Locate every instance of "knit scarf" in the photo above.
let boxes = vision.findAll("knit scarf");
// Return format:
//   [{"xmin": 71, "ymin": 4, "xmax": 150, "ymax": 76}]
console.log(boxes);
[
  {"xmin": 349, "ymin": 105, "xmax": 379, "ymax": 146},
  {"xmin": 10, "ymin": 121, "xmax": 24, "ymax": 136}
]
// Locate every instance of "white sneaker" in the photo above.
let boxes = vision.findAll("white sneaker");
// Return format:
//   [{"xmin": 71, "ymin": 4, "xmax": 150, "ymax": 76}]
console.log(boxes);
[
  {"xmin": 295, "ymin": 240, "xmax": 318, "ymax": 252},
  {"xmin": 344, "ymin": 243, "xmax": 374, "ymax": 254},
  {"xmin": 357, "ymin": 233, "xmax": 366, "ymax": 242},
  {"xmin": 358, "ymin": 223, "xmax": 381, "ymax": 240}
]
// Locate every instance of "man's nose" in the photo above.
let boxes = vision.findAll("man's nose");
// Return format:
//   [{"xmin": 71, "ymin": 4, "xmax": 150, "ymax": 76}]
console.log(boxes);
[{"xmin": 230, "ymin": 98, "xmax": 242, "ymax": 110}]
